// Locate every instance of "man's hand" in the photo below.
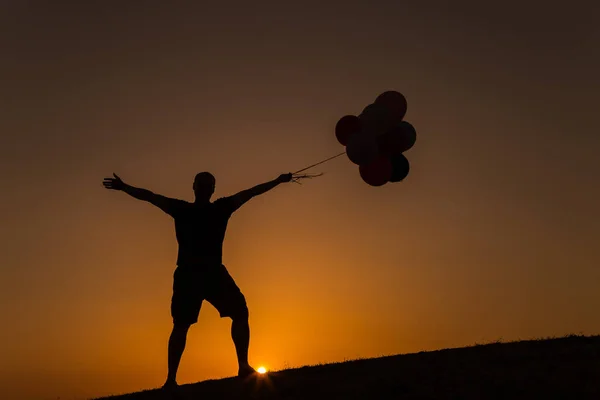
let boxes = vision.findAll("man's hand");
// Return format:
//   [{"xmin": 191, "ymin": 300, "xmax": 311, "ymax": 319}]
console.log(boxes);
[
  {"xmin": 102, "ymin": 174, "xmax": 180, "ymax": 215},
  {"xmin": 228, "ymin": 173, "xmax": 293, "ymax": 212},
  {"xmin": 103, "ymin": 173, "xmax": 125, "ymax": 191},
  {"xmin": 277, "ymin": 173, "xmax": 293, "ymax": 183}
]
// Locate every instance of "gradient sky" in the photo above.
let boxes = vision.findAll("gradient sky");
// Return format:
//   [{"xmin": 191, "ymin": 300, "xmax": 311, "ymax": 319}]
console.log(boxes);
[{"xmin": 1, "ymin": 1, "xmax": 599, "ymax": 399}]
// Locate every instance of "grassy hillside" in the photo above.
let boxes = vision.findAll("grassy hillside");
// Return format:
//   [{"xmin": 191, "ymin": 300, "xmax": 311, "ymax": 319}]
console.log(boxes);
[{"xmin": 93, "ymin": 335, "xmax": 600, "ymax": 399}]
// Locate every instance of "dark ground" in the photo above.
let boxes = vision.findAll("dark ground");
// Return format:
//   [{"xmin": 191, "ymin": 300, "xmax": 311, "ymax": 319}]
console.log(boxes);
[{"xmin": 93, "ymin": 335, "xmax": 600, "ymax": 400}]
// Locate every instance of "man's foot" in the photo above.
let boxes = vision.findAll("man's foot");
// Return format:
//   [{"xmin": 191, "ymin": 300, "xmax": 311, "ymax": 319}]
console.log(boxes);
[
  {"xmin": 237, "ymin": 364, "xmax": 257, "ymax": 379},
  {"xmin": 162, "ymin": 380, "xmax": 183, "ymax": 399},
  {"xmin": 162, "ymin": 379, "xmax": 178, "ymax": 388}
]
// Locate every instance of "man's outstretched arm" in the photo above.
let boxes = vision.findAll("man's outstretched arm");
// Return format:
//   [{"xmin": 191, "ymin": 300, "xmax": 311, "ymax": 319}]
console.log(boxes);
[
  {"xmin": 229, "ymin": 173, "xmax": 292, "ymax": 210},
  {"xmin": 103, "ymin": 173, "xmax": 180, "ymax": 216}
]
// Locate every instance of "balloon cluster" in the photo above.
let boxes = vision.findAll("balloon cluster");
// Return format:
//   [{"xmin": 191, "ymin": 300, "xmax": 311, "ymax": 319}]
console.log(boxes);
[{"xmin": 335, "ymin": 91, "xmax": 416, "ymax": 186}]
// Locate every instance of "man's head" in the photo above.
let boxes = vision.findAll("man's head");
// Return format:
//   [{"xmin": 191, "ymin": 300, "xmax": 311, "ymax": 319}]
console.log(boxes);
[{"xmin": 193, "ymin": 172, "xmax": 216, "ymax": 202}]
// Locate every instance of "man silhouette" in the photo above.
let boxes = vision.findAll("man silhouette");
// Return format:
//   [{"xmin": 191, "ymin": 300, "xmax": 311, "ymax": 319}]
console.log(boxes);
[{"xmin": 103, "ymin": 171, "xmax": 293, "ymax": 391}]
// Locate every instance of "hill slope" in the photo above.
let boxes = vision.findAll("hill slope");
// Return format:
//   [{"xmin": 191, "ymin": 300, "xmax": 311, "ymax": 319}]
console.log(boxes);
[{"xmin": 94, "ymin": 335, "xmax": 600, "ymax": 400}]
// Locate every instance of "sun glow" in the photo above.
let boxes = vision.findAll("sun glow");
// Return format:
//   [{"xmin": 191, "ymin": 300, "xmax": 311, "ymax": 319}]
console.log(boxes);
[{"xmin": 257, "ymin": 366, "xmax": 267, "ymax": 374}]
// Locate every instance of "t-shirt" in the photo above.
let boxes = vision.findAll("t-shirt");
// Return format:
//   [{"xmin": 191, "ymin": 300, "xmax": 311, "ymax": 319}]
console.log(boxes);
[{"xmin": 162, "ymin": 197, "xmax": 238, "ymax": 267}]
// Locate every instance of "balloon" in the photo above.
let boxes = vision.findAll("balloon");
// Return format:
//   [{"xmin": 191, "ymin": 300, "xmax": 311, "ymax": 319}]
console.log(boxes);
[
  {"xmin": 335, "ymin": 115, "xmax": 362, "ymax": 146},
  {"xmin": 390, "ymin": 154, "xmax": 410, "ymax": 182},
  {"xmin": 359, "ymin": 156, "xmax": 392, "ymax": 186},
  {"xmin": 375, "ymin": 91, "xmax": 407, "ymax": 123},
  {"xmin": 397, "ymin": 121, "xmax": 417, "ymax": 152},
  {"xmin": 359, "ymin": 103, "xmax": 395, "ymax": 137},
  {"xmin": 377, "ymin": 121, "xmax": 417, "ymax": 156},
  {"xmin": 345, "ymin": 133, "xmax": 379, "ymax": 165}
]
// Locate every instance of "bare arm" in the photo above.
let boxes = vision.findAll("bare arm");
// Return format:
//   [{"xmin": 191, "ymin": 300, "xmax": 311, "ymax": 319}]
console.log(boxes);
[
  {"xmin": 229, "ymin": 173, "xmax": 292, "ymax": 210},
  {"xmin": 103, "ymin": 173, "xmax": 180, "ymax": 216}
]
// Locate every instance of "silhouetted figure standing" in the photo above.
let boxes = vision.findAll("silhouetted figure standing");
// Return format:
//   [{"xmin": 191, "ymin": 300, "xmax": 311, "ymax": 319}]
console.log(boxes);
[{"xmin": 103, "ymin": 171, "xmax": 293, "ymax": 392}]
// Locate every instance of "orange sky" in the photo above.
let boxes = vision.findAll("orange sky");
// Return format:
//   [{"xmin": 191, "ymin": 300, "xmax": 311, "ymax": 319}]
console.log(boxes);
[{"xmin": 1, "ymin": 2, "xmax": 599, "ymax": 399}]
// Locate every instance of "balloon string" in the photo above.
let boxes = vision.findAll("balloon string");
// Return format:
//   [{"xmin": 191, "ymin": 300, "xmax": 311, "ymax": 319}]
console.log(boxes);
[{"xmin": 293, "ymin": 151, "xmax": 346, "ymax": 174}]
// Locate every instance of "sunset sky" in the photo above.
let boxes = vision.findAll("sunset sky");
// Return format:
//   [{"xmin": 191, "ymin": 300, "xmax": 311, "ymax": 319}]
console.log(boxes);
[{"xmin": 1, "ymin": 1, "xmax": 599, "ymax": 399}]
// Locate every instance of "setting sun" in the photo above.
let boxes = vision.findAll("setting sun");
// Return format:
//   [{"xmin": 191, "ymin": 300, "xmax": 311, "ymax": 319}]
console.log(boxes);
[{"xmin": 257, "ymin": 366, "xmax": 267, "ymax": 374}]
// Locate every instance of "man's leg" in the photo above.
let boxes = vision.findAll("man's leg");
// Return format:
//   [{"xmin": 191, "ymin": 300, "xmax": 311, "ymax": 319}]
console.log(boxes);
[
  {"xmin": 231, "ymin": 308, "xmax": 254, "ymax": 375},
  {"xmin": 210, "ymin": 265, "xmax": 256, "ymax": 377},
  {"xmin": 165, "ymin": 323, "xmax": 191, "ymax": 386},
  {"xmin": 167, "ymin": 266, "xmax": 202, "ymax": 387}
]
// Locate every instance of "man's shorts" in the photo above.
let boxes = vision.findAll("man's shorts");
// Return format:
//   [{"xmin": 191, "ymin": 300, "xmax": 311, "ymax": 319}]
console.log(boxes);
[{"xmin": 171, "ymin": 264, "xmax": 248, "ymax": 325}]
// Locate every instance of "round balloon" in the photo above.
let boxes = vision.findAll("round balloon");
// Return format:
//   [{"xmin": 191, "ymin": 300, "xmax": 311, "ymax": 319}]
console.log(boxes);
[
  {"xmin": 345, "ymin": 133, "xmax": 379, "ymax": 165},
  {"xmin": 359, "ymin": 103, "xmax": 395, "ymax": 137},
  {"xmin": 359, "ymin": 156, "xmax": 392, "ymax": 186},
  {"xmin": 377, "ymin": 121, "xmax": 417, "ymax": 156},
  {"xmin": 375, "ymin": 91, "xmax": 407, "ymax": 123},
  {"xmin": 390, "ymin": 154, "xmax": 410, "ymax": 182},
  {"xmin": 397, "ymin": 121, "xmax": 417, "ymax": 151},
  {"xmin": 335, "ymin": 115, "xmax": 362, "ymax": 146}
]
